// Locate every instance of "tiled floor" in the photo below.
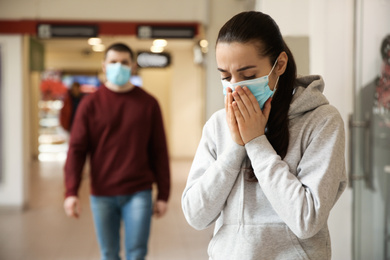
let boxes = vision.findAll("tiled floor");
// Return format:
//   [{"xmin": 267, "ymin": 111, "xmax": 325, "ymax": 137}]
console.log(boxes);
[{"xmin": 0, "ymin": 159, "xmax": 212, "ymax": 260}]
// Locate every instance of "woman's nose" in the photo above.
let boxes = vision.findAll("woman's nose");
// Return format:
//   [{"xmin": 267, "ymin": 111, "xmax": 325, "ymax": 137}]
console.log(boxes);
[{"xmin": 230, "ymin": 76, "xmax": 240, "ymax": 84}]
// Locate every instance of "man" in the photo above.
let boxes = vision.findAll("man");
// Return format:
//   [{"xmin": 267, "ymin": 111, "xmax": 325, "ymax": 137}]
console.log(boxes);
[
  {"xmin": 360, "ymin": 34, "xmax": 390, "ymax": 189},
  {"xmin": 360, "ymin": 35, "xmax": 390, "ymax": 254},
  {"xmin": 63, "ymin": 43, "xmax": 170, "ymax": 260}
]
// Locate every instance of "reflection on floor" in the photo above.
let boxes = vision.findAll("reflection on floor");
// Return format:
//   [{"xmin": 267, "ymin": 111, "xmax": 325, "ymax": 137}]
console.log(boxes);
[{"xmin": 0, "ymin": 159, "xmax": 212, "ymax": 260}]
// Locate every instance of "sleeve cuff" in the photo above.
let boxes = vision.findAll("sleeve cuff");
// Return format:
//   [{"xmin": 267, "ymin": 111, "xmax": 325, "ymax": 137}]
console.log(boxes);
[
  {"xmin": 218, "ymin": 141, "xmax": 247, "ymax": 171},
  {"xmin": 245, "ymin": 135, "xmax": 277, "ymax": 159}
]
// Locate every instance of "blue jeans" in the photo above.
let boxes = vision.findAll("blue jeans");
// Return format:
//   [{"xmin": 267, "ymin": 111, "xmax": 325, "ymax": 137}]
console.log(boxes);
[{"xmin": 90, "ymin": 190, "xmax": 152, "ymax": 260}]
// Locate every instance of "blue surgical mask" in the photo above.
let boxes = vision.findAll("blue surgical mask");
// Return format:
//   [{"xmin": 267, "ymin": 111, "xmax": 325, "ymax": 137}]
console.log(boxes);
[
  {"xmin": 106, "ymin": 63, "xmax": 132, "ymax": 86},
  {"xmin": 222, "ymin": 59, "xmax": 279, "ymax": 110}
]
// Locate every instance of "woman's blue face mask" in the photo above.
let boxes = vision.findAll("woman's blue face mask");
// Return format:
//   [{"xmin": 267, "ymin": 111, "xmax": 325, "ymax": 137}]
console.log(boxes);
[{"xmin": 222, "ymin": 59, "xmax": 279, "ymax": 110}]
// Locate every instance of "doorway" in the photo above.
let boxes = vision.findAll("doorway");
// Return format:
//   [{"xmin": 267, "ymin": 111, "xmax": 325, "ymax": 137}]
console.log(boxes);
[{"xmin": 350, "ymin": 0, "xmax": 390, "ymax": 259}]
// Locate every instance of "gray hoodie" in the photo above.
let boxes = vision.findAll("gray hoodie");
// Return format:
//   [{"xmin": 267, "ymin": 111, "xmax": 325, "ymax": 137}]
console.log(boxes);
[{"xmin": 182, "ymin": 75, "xmax": 347, "ymax": 260}]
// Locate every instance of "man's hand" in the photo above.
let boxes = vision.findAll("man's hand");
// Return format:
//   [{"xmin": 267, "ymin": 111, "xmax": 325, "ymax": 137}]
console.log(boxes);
[
  {"xmin": 64, "ymin": 196, "xmax": 81, "ymax": 219},
  {"xmin": 153, "ymin": 200, "xmax": 168, "ymax": 218}
]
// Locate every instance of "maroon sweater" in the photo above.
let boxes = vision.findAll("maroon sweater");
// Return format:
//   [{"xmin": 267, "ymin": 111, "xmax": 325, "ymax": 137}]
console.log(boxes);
[{"xmin": 64, "ymin": 85, "xmax": 170, "ymax": 201}]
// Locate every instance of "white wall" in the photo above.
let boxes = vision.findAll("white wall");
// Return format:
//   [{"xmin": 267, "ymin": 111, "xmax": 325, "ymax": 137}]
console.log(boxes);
[
  {"xmin": 258, "ymin": 0, "xmax": 310, "ymax": 36},
  {"xmin": 0, "ymin": 35, "xmax": 28, "ymax": 209},
  {"xmin": 139, "ymin": 67, "xmax": 173, "ymax": 148},
  {"xmin": 170, "ymin": 48, "xmax": 204, "ymax": 158}
]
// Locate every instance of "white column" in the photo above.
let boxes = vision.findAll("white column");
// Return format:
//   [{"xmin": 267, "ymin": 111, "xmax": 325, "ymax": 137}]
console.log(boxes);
[{"xmin": 0, "ymin": 35, "xmax": 28, "ymax": 209}]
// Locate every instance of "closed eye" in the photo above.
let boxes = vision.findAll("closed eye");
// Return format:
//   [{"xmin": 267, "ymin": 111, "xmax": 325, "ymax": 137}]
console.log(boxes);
[{"xmin": 243, "ymin": 75, "xmax": 256, "ymax": 80}]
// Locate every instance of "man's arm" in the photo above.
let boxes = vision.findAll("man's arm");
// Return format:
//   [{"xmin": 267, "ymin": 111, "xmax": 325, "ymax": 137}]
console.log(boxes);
[
  {"xmin": 63, "ymin": 98, "xmax": 90, "ymax": 218},
  {"xmin": 148, "ymin": 100, "xmax": 170, "ymax": 214}
]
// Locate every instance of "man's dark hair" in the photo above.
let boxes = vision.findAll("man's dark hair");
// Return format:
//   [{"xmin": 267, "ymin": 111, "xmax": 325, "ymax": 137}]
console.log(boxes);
[{"xmin": 105, "ymin": 43, "xmax": 134, "ymax": 61}]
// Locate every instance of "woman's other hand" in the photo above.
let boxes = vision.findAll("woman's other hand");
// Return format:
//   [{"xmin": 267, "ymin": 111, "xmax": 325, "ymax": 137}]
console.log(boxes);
[{"xmin": 232, "ymin": 86, "xmax": 271, "ymax": 144}]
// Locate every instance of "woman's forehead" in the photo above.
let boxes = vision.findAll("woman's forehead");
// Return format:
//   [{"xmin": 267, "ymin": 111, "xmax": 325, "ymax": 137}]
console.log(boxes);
[{"xmin": 216, "ymin": 42, "xmax": 269, "ymax": 69}]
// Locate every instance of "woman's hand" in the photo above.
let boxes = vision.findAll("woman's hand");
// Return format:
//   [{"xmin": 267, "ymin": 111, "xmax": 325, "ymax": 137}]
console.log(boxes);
[
  {"xmin": 225, "ymin": 87, "xmax": 245, "ymax": 146},
  {"xmin": 231, "ymin": 86, "xmax": 271, "ymax": 144}
]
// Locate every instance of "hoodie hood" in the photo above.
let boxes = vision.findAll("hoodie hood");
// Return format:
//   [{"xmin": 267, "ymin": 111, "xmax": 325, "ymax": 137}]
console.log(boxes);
[{"xmin": 288, "ymin": 75, "xmax": 329, "ymax": 120}]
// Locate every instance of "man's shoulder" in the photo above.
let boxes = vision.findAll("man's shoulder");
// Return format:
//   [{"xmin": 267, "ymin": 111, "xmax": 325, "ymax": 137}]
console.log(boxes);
[
  {"xmin": 82, "ymin": 91, "xmax": 98, "ymax": 102},
  {"xmin": 135, "ymin": 87, "xmax": 154, "ymax": 97},
  {"xmin": 76, "ymin": 89, "xmax": 101, "ymax": 110},
  {"xmin": 134, "ymin": 87, "xmax": 159, "ymax": 104}
]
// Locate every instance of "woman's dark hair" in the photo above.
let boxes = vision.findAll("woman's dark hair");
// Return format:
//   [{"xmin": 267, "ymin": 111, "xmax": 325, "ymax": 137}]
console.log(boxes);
[
  {"xmin": 105, "ymin": 42, "xmax": 134, "ymax": 61},
  {"xmin": 217, "ymin": 11, "xmax": 297, "ymax": 160}
]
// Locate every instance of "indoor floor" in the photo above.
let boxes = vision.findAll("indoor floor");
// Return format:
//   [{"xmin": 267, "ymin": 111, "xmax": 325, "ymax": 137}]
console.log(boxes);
[{"xmin": 0, "ymin": 159, "xmax": 212, "ymax": 260}]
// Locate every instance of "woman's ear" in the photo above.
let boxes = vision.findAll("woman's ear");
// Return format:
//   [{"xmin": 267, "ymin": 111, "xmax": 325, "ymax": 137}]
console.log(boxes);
[{"xmin": 276, "ymin": 51, "xmax": 288, "ymax": 76}]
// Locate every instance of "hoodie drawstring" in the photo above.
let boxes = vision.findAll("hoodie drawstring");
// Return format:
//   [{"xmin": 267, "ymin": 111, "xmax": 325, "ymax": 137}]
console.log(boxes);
[{"xmin": 237, "ymin": 161, "xmax": 246, "ymax": 233}]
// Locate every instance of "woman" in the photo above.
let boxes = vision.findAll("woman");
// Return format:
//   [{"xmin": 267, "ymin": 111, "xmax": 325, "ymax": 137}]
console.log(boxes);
[
  {"xmin": 60, "ymin": 81, "xmax": 84, "ymax": 131},
  {"xmin": 182, "ymin": 11, "xmax": 347, "ymax": 260}
]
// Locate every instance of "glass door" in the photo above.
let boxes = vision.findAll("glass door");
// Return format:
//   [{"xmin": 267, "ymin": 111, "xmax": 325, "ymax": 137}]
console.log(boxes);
[{"xmin": 351, "ymin": 0, "xmax": 390, "ymax": 259}]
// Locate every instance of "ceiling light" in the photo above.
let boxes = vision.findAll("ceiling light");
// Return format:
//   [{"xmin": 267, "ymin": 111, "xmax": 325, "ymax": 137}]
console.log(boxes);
[
  {"xmin": 92, "ymin": 44, "xmax": 105, "ymax": 52},
  {"xmin": 153, "ymin": 39, "xmax": 167, "ymax": 47},
  {"xmin": 88, "ymin": 37, "xmax": 102, "ymax": 45},
  {"xmin": 150, "ymin": 45, "xmax": 164, "ymax": 53},
  {"xmin": 200, "ymin": 39, "xmax": 208, "ymax": 48}
]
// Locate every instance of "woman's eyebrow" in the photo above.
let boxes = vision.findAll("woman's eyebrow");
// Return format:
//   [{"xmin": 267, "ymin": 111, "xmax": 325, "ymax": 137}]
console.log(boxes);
[
  {"xmin": 237, "ymin": 65, "xmax": 256, "ymax": 72},
  {"xmin": 217, "ymin": 65, "xmax": 257, "ymax": 72}
]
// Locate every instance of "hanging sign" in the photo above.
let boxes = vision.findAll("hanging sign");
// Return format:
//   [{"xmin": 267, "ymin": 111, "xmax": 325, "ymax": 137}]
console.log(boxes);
[
  {"xmin": 37, "ymin": 24, "xmax": 98, "ymax": 38},
  {"xmin": 137, "ymin": 52, "xmax": 171, "ymax": 68},
  {"xmin": 137, "ymin": 25, "xmax": 195, "ymax": 39}
]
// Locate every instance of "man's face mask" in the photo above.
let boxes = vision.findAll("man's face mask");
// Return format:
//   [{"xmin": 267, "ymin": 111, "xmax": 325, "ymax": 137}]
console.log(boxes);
[
  {"xmin": 222, "ymin": 59, "xmax": 279, "ymax": 110},
  {"xmin": 106, "ymin": 63, "xmax": 131, "ymax": 86}
]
